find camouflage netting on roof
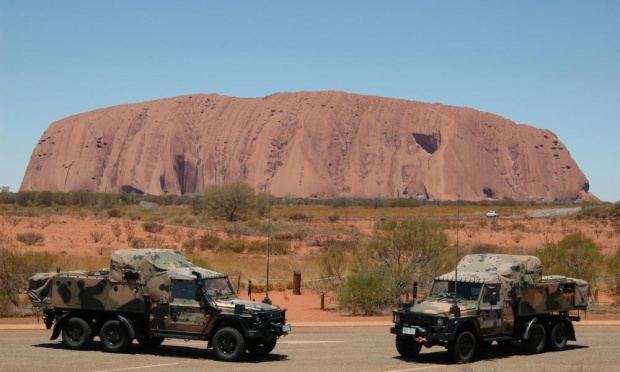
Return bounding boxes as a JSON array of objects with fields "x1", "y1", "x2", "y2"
[
  {"x1": 109, "y1": 249, "x2": 226, "y2": 283},
  {"x1": 435, "y1": 254, "x2": 543, "y2": 301}
]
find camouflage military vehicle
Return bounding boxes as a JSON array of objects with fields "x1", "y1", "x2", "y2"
[
  {"x1": 391, "y1": 254, "x2": 589, "y2": 363},
  {"x1": 28, "y1": 249, "x2": 290, "y2": 362}
]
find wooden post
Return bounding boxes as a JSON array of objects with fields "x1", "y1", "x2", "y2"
[
  {"x1": 320, "y1": 293, "x2": 325, "y2": 310},
  {"x1": 293, "y1": 269, "x2": 301, "y2": 295},
  {"x1": 351, "y1": 300, "x2": 357, "y2": 316}
]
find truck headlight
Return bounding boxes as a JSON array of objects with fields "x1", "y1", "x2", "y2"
[
  {"x1": 435, "y1": 317, "x2": 446, "y2": 326},
  {"x1": 393, "y1": 313, "x2": 401, "y2": 323}
]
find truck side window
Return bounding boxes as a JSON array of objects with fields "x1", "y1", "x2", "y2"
[{"x1": 171, "y1": 280, "x2": 196, "y2": 301}]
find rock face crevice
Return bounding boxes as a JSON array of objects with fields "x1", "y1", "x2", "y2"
[{"x1": 21, "y1": 91, "x2": 593, "y2": 202}]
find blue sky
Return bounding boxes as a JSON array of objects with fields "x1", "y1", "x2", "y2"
[{"x1": 1, "y1": 1, "x2": 618, "y2": 202}]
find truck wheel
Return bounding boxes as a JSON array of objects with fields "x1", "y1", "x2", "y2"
[
  {"x1": 62, "y1": 317, "x2": 93, "y2": 350},
  {"x1": 137, "y1": 335, "x2": 165, "y2": 349},
  {"x1": 450, "y1": 331, "x2": 476, "y2": 363},
  {"x1": 100, "y1": 320, "x2": 130, "y2": 353},
  {"x1": 547, "y1": 321, "x2": 568, "y2": 351},
  {"x1": 247, "y1": 338, "x2": 277, "y2": 356},
  {"x1": 395, "y1": 336, "x2": 422, "y2": 358},
  {"x1": 213, "y1": 327, "x2": 246, "y2": 362},
  {"x1": 525, "y1": 323, "x2": 546, "y2": 354}
]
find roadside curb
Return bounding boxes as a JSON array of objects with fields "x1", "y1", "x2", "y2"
[{"x1": 2, "y1": 320, "x2": 620, "y2": 330}]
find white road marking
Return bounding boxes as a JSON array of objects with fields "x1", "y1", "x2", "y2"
[
  {"x1": 92, "y1": 363, "x2": 179, "y2": 372},
  {"x1": 387, "y1": 366, "x2": 443, "y2": 372},
  {"x1": 279, "y1": 340, "x2": 345, "y2": 344}
]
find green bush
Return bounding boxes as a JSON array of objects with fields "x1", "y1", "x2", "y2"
[
  {"x1": 536, "y1": 232, "x2": 602, "y2": 285},
  {"x1": 337, "y1": 269, "x2": 393, "y2": 315},
  {"x1": 247, "y1": 240, "x2": 289, "y2": 255},
  {"x1": 16, "y1": 232, "x2": 45, "y2": 245},
  {"x1": 511, "y1": 222, "x2": 527, "y2": 232},
  {"x1": 217, "y1": 239, "x2": 248, "y2": 253}
]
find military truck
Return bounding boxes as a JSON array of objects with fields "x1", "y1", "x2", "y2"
[
  {"x1": 28, "y1": 249, "x2": 291, "y2": 362},
  {"x1": 390, "y1": 254, "x2": 589, "y2": 363}
]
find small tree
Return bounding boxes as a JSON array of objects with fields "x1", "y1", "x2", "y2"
[
  {"x1": 536, "y1": 232, "x2": 603, "y2": 286},
  {"x1": 607, "y1": 247, "x2": 620, "y2": 296},
  {"x1": 202, "y1": 183, "x2": 257, "y2": 222},
  {"x1": 364, "y1": 219, "x2": 451, "y2": 302},
  {"x1": 337, "y1": 268, "x2": 393, "y2": 315}
]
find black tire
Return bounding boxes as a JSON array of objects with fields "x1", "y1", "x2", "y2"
[
  {"x1": 100, "y1": 320, "x2": 131, "y2": 353},
  {"x1": 450, "y1": 331, "x2": 477, "y2": 363},
  {"x1": 61, "y1": 317, "x2": 93, "y2": 350},
  {"x1": 136, "y1": 335, "x2": 165, "y2": 349},
  {"x1": 547, "y1": 321, "x2": 568, "y2": 351},
  {"x1": 395, "y1": 335, "x2": 422, "y2": 358},
  {"x1": 247, "y1": 338, "x2": 277, "y2": 356},
  {"x1": 525, "y1": 323, "x2": 546, "y2": 354},
  {"x1": 213, "y1": 327, "x2": 246, "y2": 362}
]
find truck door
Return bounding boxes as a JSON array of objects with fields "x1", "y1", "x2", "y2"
[
  {"x1": 168, "y1": 279, "x2": 209, "y2": 333},
  {"x1": 478, "y1": 284, "x2": 512, "y2": 336}
]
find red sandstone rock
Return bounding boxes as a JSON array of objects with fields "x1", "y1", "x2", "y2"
[{"x1": 21, "y1": 91, "x2": 593, "y2": 201}]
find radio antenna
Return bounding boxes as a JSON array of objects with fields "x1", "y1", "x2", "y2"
[{"x1": 450, "y1": 197, "x2": 461, "y2": 317}]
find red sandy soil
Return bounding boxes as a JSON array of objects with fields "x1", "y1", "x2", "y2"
[{"x1": 1, "y1": 213, "x2": 618, "y2": 322}]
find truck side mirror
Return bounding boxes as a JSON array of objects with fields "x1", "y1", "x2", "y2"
[{"x1": 486, "y1": 285, "x2": 498, "y2": 306}]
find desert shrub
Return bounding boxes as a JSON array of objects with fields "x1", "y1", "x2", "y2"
[
  {"x1": 489, "y1": 220, "x2": 503, "y2": 232},
  {"x1": 512, "y1": 232, "x2": 523, "y2": 244},
  {"x1": 89, "y1": 230, "x2": 106, "y2": 243},
  {"x1": 247, "y1": 240, "x2": 289, "y2": 255},
  {"x1": 130, "y1": 237, "x2": 146, "y2": 248},
  {"x1": 318, "y1": 242, "x2": 348, "y2": 288},
  {"x1": 145, "y1": 235, "x2": 166, "y2": 247},
  {"x1": 182, "y1": 239, "x2": 196, "y2": 253},
  {"x1": 288, "y1": 212, "x2": 309, "y2": 221},
  {"x1": 106, "y1": 208, "x2": 122, "y2": 218},
  {"x1": 606, "y1": 248, "x2": 620, "y2": 295},
  {"x1": 468, "y1": 243, "x2": 503, "y2": 254},
  {"x1": 337, "y1": 268, "x2": 394, "y2": 315},
  {"x1": 7, "y1": 216, "x2": 21, "y2": 227},
  {"x1": 167, "y1": 227, "x2": 183, "y2": 242},
  {"x1": 0, "y1": 241, "x2": 59, "y2": 309},
  {"x1": 110, "y1": 222, "x2": 122, "y2": 239},
  {"x1": 38, "y1": 217, "x2": 53, "y2": 229},
  {"x1": 365, "y1": 219, "x2": 451, "y2": 299},
  {"x1": 217, "y1": 239, "x2": 248, "y2": 253},
  {"x1": 16, "y1": 232, "x2": 45, "y2": 245},
  {"x1": 201, "y1": 182, "x2": 257, "y2": 222},
  {"x1": 511, "y1": 222, "x2": 527, "y2": 232},
  {"x1": 273, "y1": 229, "x2": 306, "y2": 241},
  {"x1": 142, "y1": 221, "x2": 164, "y2": 233},
  {"x1": 183, "y1": 218, "x2": 197, "y2": 227},
  {"x1": 197, "y1": 233, "x2": 222, "y2": 251},
  {"x1": 536, "y1": 232, "x2": 602, "y2": 285}
]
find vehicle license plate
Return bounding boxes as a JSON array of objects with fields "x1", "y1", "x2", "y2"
[
  {"x1": 282, "y1": 324, "x2": 292, "y2": 332},
  {"x1": 402, "y1": 327, "x2": 416, "y2": 335}
]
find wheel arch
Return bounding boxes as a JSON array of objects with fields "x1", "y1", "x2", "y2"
[{"x1": 208, "y1": 318, "x2": 248, "y2": 344}]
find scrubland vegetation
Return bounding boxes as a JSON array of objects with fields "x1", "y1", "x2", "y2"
[{"x1": 0, "y1": 185, "x2": 619, "y2": 316}]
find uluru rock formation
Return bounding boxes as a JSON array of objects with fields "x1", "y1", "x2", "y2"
[{"x1": 21, "y1": 91, "x2": 592, "y2": 201}]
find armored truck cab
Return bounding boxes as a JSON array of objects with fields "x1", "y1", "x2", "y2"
[
  {"x1": 390, "y1": 254, "x2": 588, "y2": 363},
  {"x1": 28, "y1": 249, "x2": 290, "y2": 362}
]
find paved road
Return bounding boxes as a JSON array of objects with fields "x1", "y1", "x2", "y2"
[{"x1": 1, "y1": 325, "x2": 619, "y2": 372}]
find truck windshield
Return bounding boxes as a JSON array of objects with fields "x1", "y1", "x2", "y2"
[
  {"x1": 429, "y1": 280, "x2": 482, "y2": 301},
  {"x1": 203, "y1": 277, "x2": 236, "y2": 299}
]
